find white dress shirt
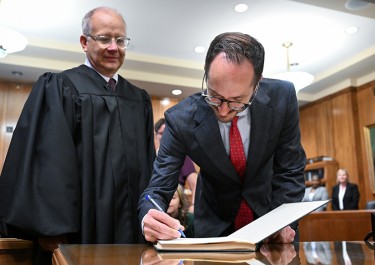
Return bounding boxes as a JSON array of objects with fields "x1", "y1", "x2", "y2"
[
  {"x1": 218, "y1": 109, "x2": 251, "y2": 160},
  {"x1": 84, "y1": 58, "x2": 118, "y2": 82},
  {"x1": 338, "y1": 185, "x2": 346, "y2": 210}
]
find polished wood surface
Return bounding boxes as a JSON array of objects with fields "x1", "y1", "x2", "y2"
[
  {"x1": 299, "y1": 210, "x2": 375, "y2": 242},
  {"x1": 0, "y1": 238, "x2": 33, "y2": 265},
  {"x1": 52, "y1": 241, "x2": 375, "y2": 265}
]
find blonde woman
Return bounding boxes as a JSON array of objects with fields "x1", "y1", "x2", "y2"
[{"x1": 331, "y1": 169, "x2": 360, "y2": 210}]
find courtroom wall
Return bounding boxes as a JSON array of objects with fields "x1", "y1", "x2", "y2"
[{"x1": 299, "y1": 80, "x2": 375, "y2": 207}]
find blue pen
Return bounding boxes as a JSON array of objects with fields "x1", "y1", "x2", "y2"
[{"x1": 146, "y1": 194, "x2": 186, "y2": 238}]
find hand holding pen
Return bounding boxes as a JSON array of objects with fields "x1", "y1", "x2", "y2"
[{"x1": 146, "y1": 194, "x2": 186, "y2": 238}]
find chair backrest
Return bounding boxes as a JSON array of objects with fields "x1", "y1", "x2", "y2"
[{"x1": 366, "y1": 200, "x2": 375, "y2": 209}]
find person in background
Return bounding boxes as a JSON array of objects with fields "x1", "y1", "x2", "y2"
[
  {"x1": 139, "y1": 32, "x2": 306, "y2": 243},
  {"x1": 302, "y1": 174, "x2": 329, "y2": 211},
  {"x1": 331, "y1": 168, "x2": 360, "y2": 210},
  {"x1": 167, "y1": 185, "x2": 194, "y2": 237},
  {"x1": 0, "y1": 6, "x2": 155, "y2": 265},
  {"x1": 155, "y1": 118, "x2": 198, "y2": 213}
]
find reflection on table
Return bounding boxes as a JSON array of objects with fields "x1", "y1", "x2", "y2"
[
  {"x1": 52, "y1": 241, "x2": 375, "y2": 265},
  {"x1": 303, "y1": 242, "x2": 332, "y2": 264}
]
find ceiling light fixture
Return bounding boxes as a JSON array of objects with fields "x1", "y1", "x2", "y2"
[
  {"x1": 345, "y1": 25, "x2": 359, "y2": 34},
  {"x1": 172, "y1": 89, "x2": 182, "y2": 95},
  {"x1": 345, "y1": 0, "x2": 371, "y2": 10},
  {"x1": 0, "y1": 26, "x2": 28, "y2": 58},
  {"x1": 234, "y1": 4, "x2": 248, "y2": 13},
  {"x1": 160, "y1": 98, "x2": 170, "y2": 106},
  {"x1": 194, "y1": 46, "x2": 205, "y2": 53},
  {"x1": 273, "y1": 42, "x2": 314, "y2": 93}
]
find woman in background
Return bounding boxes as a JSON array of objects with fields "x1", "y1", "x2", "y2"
[
  {"x1": 302, "y1": 174, "x2": 329, "y2": 211},
  {"x1": 331, "y1": 168, "x2": 360, "y2": 210},
  {"x1": 167, "y1": 185, "x2": 194, "y2": 237}
]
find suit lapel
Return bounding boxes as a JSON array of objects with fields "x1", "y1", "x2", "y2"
[
  {"x1": 193, "y1": 88, "x2": 273, "y2": 183},
  {"x1": 193, "y1": 98, "x2": 239, "y2": 183},
  {"x1": 244, "y1": 88, "x2": 272, "y2": 181}
]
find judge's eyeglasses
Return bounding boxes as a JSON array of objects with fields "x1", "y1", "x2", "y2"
[
  {"x1": 87, "y1": 35, "x2": 130, "y2": 49},
  {"x1": 201, "y1": 75, "x2": 259, "y2": 112}
]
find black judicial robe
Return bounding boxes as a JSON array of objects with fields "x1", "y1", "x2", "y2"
[{"x1": 0, "y1": 65, "x2": 155, "y2": 244}]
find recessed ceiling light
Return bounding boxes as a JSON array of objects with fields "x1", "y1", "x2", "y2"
[
  {"x1": 161, "y1": 98, "x2": 170, "y2": 106},
  {"x1": 172, "y1": 89, "x2": 182, "y2": 95},
  {"x1": 345, "y1": 0, "x2": 370, "y2": 10},
  {"x1": 194, "y1": 46, "x2": 205, "y2": 53},
  {"x1": 234, "y1": 4, "x2": 248, "y2": 13},
  {"x1": 345, "y1": 26, "x2": 359, "y2": 34}
]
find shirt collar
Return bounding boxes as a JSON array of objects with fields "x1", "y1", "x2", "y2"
[{"x1": 84, "y1": 58, "x2": 118, "y2": 83}]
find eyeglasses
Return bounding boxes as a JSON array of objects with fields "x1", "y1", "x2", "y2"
[
  {"x1": 87, "y1": 35, "x2": 130, "y2": 49},
  {"x1": 201, "y1": 75, "x2": 259, "y2": 111}
]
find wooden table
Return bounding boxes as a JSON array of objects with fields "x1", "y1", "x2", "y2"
[
  {"x1": 0, "y1": 238, "x2": 33, "y2": 265},
  {"x1": 52, "y1": 241, "x2": 375, "y2": 265}
]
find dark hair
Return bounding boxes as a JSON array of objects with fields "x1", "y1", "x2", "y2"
[
  {"x1": 154, "y1": 118, "x2": 165, "y2": 133},
  {"x1": 204, "y1": 32, "x2": 265, "y2": 86}
]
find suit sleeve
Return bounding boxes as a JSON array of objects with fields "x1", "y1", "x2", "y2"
[
  {"x1": 0, "y1": 73, "x2": 80, "y2": 237},
  {"x1": 271, "y1": 83, "x2": 306, "y2": 209},
  {"x1": 348, "y1": 183, "x2": 360, "y2": 209}
]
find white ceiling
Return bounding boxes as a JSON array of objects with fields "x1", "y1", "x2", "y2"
[{"x1": 0, "y1": 0, "x2": 374, "y2": 106}]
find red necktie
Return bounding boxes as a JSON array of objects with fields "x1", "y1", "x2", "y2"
[
  {"x1": 107, "y1": 78, "x2": 116, "y2": 92},
  {"x1": 230, "y1": 116, "x2": 254, "y2": 230}
]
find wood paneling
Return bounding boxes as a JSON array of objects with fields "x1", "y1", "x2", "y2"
[
  {"x1": 0, "y1": 82, "x2": 31, "y2": 170},
  {"x1": 330, "y1": 90, "x2": 360, "y2": 185},
  {"x1": 299, "y1": 210, "x2": 375, "y2": 242},
  {"x1": 356, "y1": 81, "x2": 375, "y2": 202},
  {"x1": 151, "y1": 98, "x2": 179, "y2": 124},
  {"x1": 299, "y1": 87, "x2": 370, "y2": 208},
  {"x1": 300, "y1": 101, "x2": 334, "y2": 158}
]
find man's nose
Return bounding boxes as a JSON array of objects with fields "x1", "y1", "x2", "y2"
[
  {"x1": 217, "y1": 103, "x2": 231, "y2": 116},
  {"x1": 107, "y1": 39, "x2": 119, "y2": 50}
]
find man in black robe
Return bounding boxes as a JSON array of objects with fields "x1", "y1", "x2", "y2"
[{"x1": 0, "y1": 6, "x2": 155, "y2": 264}]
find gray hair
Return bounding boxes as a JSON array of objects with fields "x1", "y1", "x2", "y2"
[{"x1": 81, "y1": 6, "x2": 126, "y2": 36}]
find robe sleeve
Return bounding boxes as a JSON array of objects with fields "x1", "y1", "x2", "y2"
[{"x1": 0, "y1": 72, "x2": 81, "y2": 237}]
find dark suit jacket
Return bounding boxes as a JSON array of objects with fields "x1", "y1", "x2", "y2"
[
  {"x1": 331, "y1": 182, "x2": 360, "y2": 210},
  {"x1": 139, "y1": 78, "x2": 306, "y2": 237}
]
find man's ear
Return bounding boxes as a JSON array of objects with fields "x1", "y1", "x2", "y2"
[{"x1": 80, "y1": 35, "x2": 88, "y2": 52}]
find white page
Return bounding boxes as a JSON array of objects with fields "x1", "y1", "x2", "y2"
[
  {"x1": 228, "y1": 200, "x2": 330, "y2": 243},
  {"x1": 157, "y1": 237, "x2": 242, "y2": 245}
]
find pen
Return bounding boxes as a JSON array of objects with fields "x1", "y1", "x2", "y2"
[{"x1": 146, "y1": 194, "x2": 186, "y2": 238}]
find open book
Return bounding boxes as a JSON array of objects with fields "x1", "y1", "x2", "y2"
[
  {"x1": 154, "y1": 200, "x2": 330, "y2": 252},
  {"x1": 157, "y1": 251, "x2": 257, "y2": 263}
]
